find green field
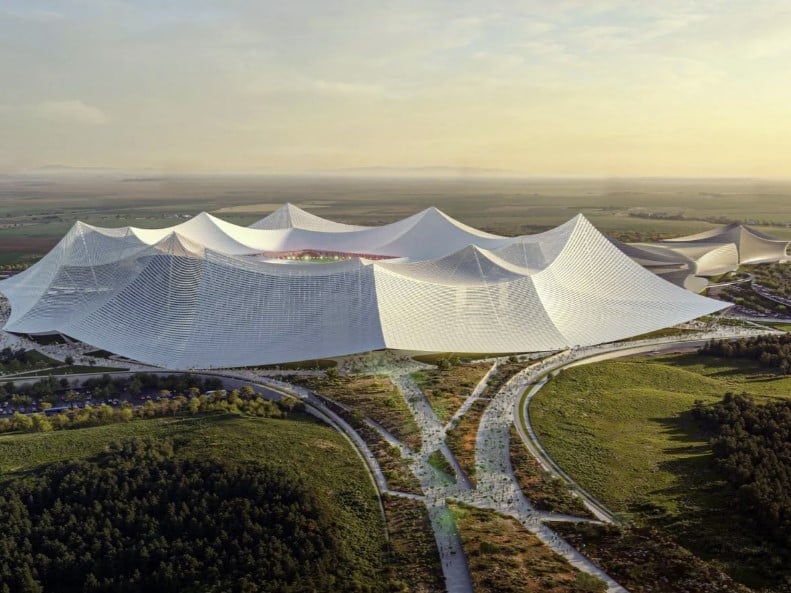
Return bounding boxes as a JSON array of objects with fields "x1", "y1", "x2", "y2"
[
  {"x1": 529, "y1": 353, "x2": 791, "y2": 589},
  {"x1": 0, "y1": 412, "x2": 390, "y2": 588},
  {"x1": 2, "y1": 175, "x2": 791, "y2": 266}
]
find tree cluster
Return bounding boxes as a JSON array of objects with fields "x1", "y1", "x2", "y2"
[
  {"x1": 0, "y1": 346, "x2": 35, "y2": 364},
  {"x1": 0, "y1": 373, "x2": 225, "y2": 405},
  {"x1": 0, "y1": 386, "x2": 304, "y2": 434},
  {"x1": 1, "y1": 375, "x2": 66, "y2": 403},
  {"x1": 0, "y1": 437, "x2": 363, "y2": 593},
  {"x1": 692, "y1": 392, "x2": 791, "y2": 547},
  {"x1": 699, "y1": 335, "x2": 791, "y2": 374},
  {"x1": 0, "y1": 347, "x2": 48, "y2": 373}
]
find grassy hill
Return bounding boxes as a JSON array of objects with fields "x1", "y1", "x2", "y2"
[
  {"x1": 529, "y1": 353, "x2": 791, "y2": 590},
  {"x1": 0, "y1": 411, "x2": 390, "y2": 592}
]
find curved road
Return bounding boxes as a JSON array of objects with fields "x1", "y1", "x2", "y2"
[
  {"x1": 7, "y1": 322, "x2": 779, "y2": 593},
  {"x1": 513, "y1": 328, "x2": 783, "y2": 530}
]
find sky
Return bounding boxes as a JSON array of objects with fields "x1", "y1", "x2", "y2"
[{"x1": 1, "y1": 0, "x2": 790, "y2": 177}]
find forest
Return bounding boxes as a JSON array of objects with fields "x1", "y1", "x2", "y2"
[
  {"x1": 699, "y1": 335, "x2": 791, "y2": 373},
  {"x1": 0, "y1": 437, "x2": 371, "y2": 593},
  {"x1": 693, "y1": 393, "x2": 791, "y2": 548}
]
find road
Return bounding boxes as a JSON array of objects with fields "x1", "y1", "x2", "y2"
[{"x1": 5, "y1": 321, "x2": 781, "y2": 593}]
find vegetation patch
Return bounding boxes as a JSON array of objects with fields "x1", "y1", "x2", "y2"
[
  {"x1": 449, "y1": 502, "x2": 606, "y2": 593},
  {"x1": 0, "y1": 437, "x2": 366, "y2": 593},
  {"x1": 411, "y1": 353, "x2": 502, "y2": 365},
  {"x1": 427, "y1": 448, "x2": 456, "y2": 483},
  {"x1": 529, "y1": 354, "x2": 791, "y2": 590},
  {"x1": 0, "y1": 412, "x2": 390, "y2": 592},
  {"x1": 552, "y1": 523, "x2": 752, "y2": 593},
  {"x1": 446, "y1": 399, "x2": 488, "y2": 484},
  {"x1": 0, "y1": 347, "x2": 60, "y2": 375},
  {"x1": 692, "y1": 393, "x2": 791, "y2": 547},
  {"x1": 382, "y1": 494, "x2": 444, "y2": 593},
  {"x1": 291, "y1": 386, "x2": 423, "y2": 495},
  {"x1": 289, "y1": 374, "x2": 422, "y2": 450},
  {"x1": 411, "y1": 362, "x2": 490, "y2": 422},
  {"x1": 480, "y1": 360, "x2": 531, "y2": 399},
  {"x1": 619, "y1": 326, "x2": 699, "y2": 342},
  {"x1": 0, "y1": 386, "x2": 302, "y2": 435},
  {"x1": 717, "y1": 284, "x2": 789, "y2": 316},
  {"x1": 365, "y1": 431, "x2": 422, "y2": 495},
  {"x1": 751, "y1": 262, "x2": 791, "y2": 300},
  {"x1": 257, "y1": 358, "x2": 338, "y2": 370},
  {"x1": 508, "y1": 426, "x2": 592, "y2": 517},
  {"x1": 699, "y1": 334, "x2": 791, "y2": 374}
]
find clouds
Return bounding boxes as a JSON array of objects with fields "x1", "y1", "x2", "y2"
[{"x1": 0, "y1": 1, "x2": 790, "y2": 175}]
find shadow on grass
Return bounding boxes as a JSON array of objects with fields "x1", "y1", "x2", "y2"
[
  {"x1": 658, "y1": 353, "x2": 790, "y2": 382},
  {"x1": 638, "y1": 410, "x2": 791, "y2": 591}
]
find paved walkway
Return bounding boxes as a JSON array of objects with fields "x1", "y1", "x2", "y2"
[
  {"x1": 388, "y1": 372, "x2": 475, "y2": 592},
  {"x1": 8, "y1": 322, "x2": 783, "y2": 593},
  {"x1": 443, "y1": 360, "x2": 498, "y2": 431}
]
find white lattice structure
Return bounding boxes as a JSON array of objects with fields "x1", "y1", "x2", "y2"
[
  {"x1": 614, "y1": 223, "x2": 791, "y2": 290},
  {"x1": 0, "y1": 204, "x2": 727, "y2": 368}
]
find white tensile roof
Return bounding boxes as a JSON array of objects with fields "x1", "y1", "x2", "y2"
[
  {"x1": 622, "y1": 223, "x2": 791, "y2": 288},
  {"x1": 0, "y1": 204, "x2": 727, "y2": 368}
]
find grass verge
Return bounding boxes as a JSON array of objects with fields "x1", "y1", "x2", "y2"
[
  {"x1": 509, "y1": 425, "x2": 592, "y2": 518},
  {"x1": 383, "y1": 494, "x2": 444, "y2": 592},
  {"x1": 450, "y1": 502, "x2": 606, "y2": 593},
  {"x1": 427, "y1": 448, "x2": 456, "y2": 483},
  {"x1": 289, "y1": 374, "x2": 422, "y2": 450},
  {"x1": 446, "y1": 399, "x2": 488, "y2": 484},
  {"x1": 411, "y1": 362, "x2": 490, "y2": 423}
]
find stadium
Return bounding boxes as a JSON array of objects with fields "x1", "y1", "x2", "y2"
[{"x1": 0, "y1": 204, "x2": 729, "y2": 369}]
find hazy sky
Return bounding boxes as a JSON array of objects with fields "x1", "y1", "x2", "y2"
[{"x1": 1, "y1": 1, "x2": 790, "y2": 176}]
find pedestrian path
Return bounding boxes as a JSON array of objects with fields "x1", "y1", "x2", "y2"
[{"x1": 10, "y1": 317, "x2": 781, "y2": 593}]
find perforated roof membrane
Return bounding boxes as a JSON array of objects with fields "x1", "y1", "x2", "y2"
[{"x1": 0, "y1": 204, "x2": 727, "y2": 368}]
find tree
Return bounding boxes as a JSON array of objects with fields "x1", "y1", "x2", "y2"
[
  {"x1": 19, "y1": 566, "x2": 42, "y2": 593},
  {"x1": 31, "y1": 414, "x2": 53, "y2": 433},
  {"x1": 64, "y1": 355, "x2": 74, "y2": 366},
  {"x1": 12, "y1": 412, "x2": 33, "y2": 431},
  {"x1": 118, "y1": 406, "x2": 134, "y2": 423},
  {"x1": 128, "y1": 377, "x2": 142, "y2": 397},
  {"x1": 50, "y1": 413, "x2": 70, "y2": 430}
]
